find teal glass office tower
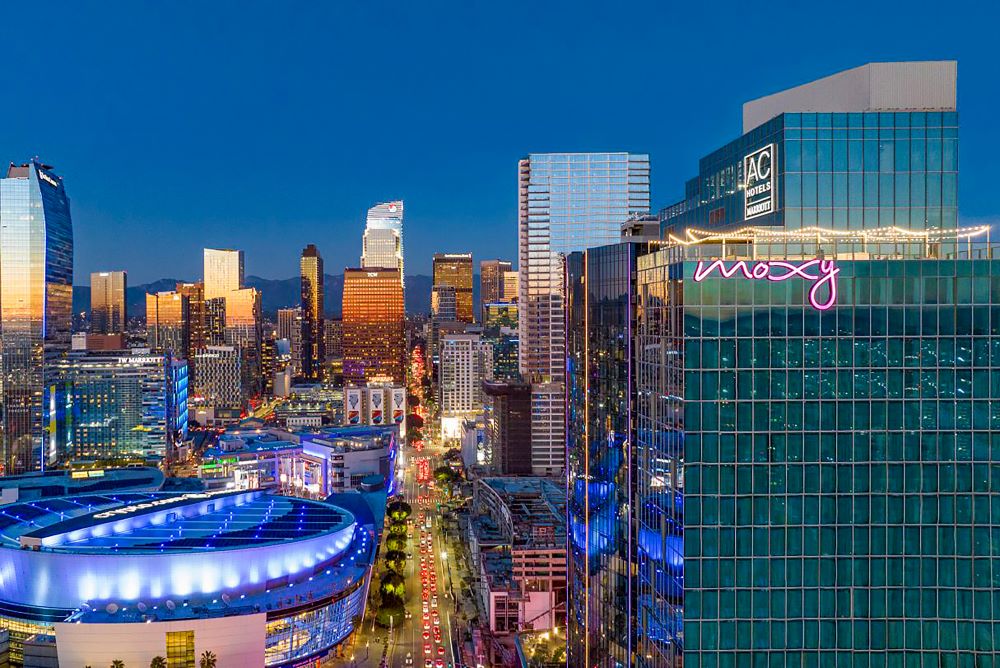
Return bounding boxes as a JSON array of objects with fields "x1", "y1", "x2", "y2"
[
  {"x1": 0, "y1": 160, "x2": 73, "y2": 474},
  {"x1": 636, "y1": 61, "x2": 1000, "y2": 666}
]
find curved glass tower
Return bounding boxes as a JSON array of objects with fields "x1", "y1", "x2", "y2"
[
  {"x1": 362, "y1": 200, "x2": 404, "y2": 285},
  {"x1": 0, "y1": 160, "x2": 73, "y2": 474}
]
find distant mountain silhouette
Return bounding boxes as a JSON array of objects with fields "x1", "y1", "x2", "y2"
[{"x1": 72, "y1": 273, "x2": 468, "y2": 319}]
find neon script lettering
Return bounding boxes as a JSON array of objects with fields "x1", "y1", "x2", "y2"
[{"x1": 693, "y1": 259, "x2": 840, "y2": 310}]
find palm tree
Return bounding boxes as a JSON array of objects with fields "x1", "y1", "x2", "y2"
[
  {"x1": 199, "y1": 651, "x2": 217, "y2": 668},
  {"x1": 150, "y1": 657, "x2": 167, "y2": 668},
  {"x1": 111, "y1": 661, "x2": 125, "y2": 668}
]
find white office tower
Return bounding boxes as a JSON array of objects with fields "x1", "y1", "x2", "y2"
[
  {"x1": 361, "y1": 200, "x2": 404, "y2": 285},
  {"x1": 439, "y1": 333, "x2": 493, "y2": 440},
  {"x1": 517, "y1": 153, "x2": 650, "y2": 474}
]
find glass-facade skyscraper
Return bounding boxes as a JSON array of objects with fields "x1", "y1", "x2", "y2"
[
  {"x1": 146, "y1": 291, "x2": 190, "y2": 358},
  {"x1": 518, "y1": 152, "x2": 650, "y2": 475},
  {"x1": 631, "y1": 60, "x2": 1000, "y2": 667},
  {"x1": 0, "y1": 160, "x2": 73, "y2": 474},
  {"x1": 362, "y1": 200, "x2": 404, "y2": 285},
  {"x1": 203, "y1": 248, "x2": 245, "y2": 301},
  {"x1": 567, "y1": 240, "x2": 649, "y2": 667},
  {"x1": 90, "y1": 270, "x2": 127, "y2": 334},
  {"x1": 300, "y1": 244, "x2": 325, "y2": 380},
  {"x1": 433, "y1": 253, "x2": 474, "y2": 323},
  {"x1": 480, "y1": 259, "x2": 512, "y2": 321}
]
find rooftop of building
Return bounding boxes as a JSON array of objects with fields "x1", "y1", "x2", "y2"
[
  {"x1": 205, "y1": 425, "x2": 397, "y2": 459},
  {"x1": 743, "y1": 61, "x2": 957, "y2": 134},
  {"x1": 481, "y1": 550, "x2": 515, "y2": 590},
  {"x1": 476, "y1": 477, "x2": 567, "y2": 548}
]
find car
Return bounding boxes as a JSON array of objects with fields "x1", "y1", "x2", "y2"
[
  {"x1": 424, "y1": 621, "x2": 431, "y2": 631},
  {"x1": 431, "y1": 596, "x2": 438, "y2": 608},
  {"x1": 438, "y1": 646, "x2": 445, "y2": 656},
  {"x1": 424, "y1": 643, "x2": 432, "y2": 655},
  {"x1": 425, "y1": 660, "x2": 433, "y2": 668},
  {"x1": 422, "y1": 630, "x2": 430, "y2": 640},
  {"x1": 423, "y1": 602, "x2": 429, "y2": 613},
  {"x1": 436, "y1": 659, "x2": 445, "y2": 667},
  {"x1": 405, "y1": 653, "x2": 413, "y2": 665},
  {"x1": 423, "y1": 613, "x2": 429, "y2": 622},
  {"x1": 434, "y1": 617, "x2": 441, "y2": 626}
]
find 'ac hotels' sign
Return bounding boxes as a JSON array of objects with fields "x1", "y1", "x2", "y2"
[{"x1": 744, "y1": 144, "x2": 775, "y2": 220}]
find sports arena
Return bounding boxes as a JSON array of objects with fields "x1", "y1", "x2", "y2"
[{"x1": 0, "y1": 488, "x2": 379, "y2": 666}]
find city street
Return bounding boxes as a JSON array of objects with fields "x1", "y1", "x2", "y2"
[{"x1": 326, "y1": 435, "x2": 461, "y2": 668}]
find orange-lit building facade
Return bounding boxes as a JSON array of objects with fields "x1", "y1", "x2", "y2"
[
  {"x1": 342, "y1": 268, "x2": 405, "y2": 384},
  {"x1": 433, "y1": 253, "x2": 474, "y2": 323},
  {"x1": 146, "y1": 291, "x2": 189, "y2": 358}
]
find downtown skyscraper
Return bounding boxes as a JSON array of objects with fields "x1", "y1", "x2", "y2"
[
  {"x1": 433, "y1": 253, "x2": 474, "y2": 323},
  {"x1": 342, "y1": 268, "x2": 405, "y2": 384},
  {"x1": 0, "y1": 160, "x2": 73, "y2": 474},
  {"x1": 90, "y1": 271, "x2": 127, "y2": 334},
  {"x1": 518, "y1": 152, "x2": 650, "y2": 474},
  {"x1": 203, "y1": 248, "x2": 244, "y2": 300},
  {"x1": 300, "y1": 244, "x2": 325, "y2": 380},
  {"x1": 361, "y1": 200, "x2": 404, "y2": 284},
  {"x1": 146, "y1": 291, "x2": 190, "y2": 357},
  {"x1": 480, "y1": 258, "x2": 512, "y2": 320}
]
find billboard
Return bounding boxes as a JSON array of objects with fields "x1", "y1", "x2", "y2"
[
  {"x1": 391, "y1": 388, "x2": 406, "y2": 425},
  {"x1": 369, "y1": 388, "x2": 385, "y2": 425},
  {"x1": 345, "y1": 388, "x2": 363, "y2": 425}
]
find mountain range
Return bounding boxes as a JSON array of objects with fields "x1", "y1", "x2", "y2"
[{"x1": 72, "y1": 274, "x2": 481, "y2": 319}]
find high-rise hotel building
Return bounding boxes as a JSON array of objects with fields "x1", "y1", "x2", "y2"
[
  {"x1": 518, "y1": 152, "x2": 650, "y2": 474},
  {"x1": 52, "y1": 349, "x2": 188, "y2": 464},
  {"x1": 626, "y1": 61, "x2": 1000, "y2": 667},
  {"x1": 433, "y1": 253, "x2": 474, "y2": 323},
  {"x1": 300, "y1": 244, "x2": 325, "y2": 380},
  {"x1": 90, "y1": 271, "x2": 127, "y2": 334},
  {"x1": 342, "y1": 268, "x2": 405, "y2": 384},
  {"x1": 361, "y1": 200, "x2": 404, "y2": 284},
  {"x1": 0, "y1": 160, "x2": 73, "y2": 474}
]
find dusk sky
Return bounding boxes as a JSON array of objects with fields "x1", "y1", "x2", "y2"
[{"x1": 1, "y1": 1, "x2": 995, "y2": 284}]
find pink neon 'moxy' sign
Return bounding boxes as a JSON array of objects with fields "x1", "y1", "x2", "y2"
[{"x1": 692, "y1": 259, "x2": 840, "y2": 310}]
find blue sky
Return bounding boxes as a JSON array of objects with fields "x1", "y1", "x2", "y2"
[{"x1": 0, "y1": 1, "x2": 994, "y2": 283}]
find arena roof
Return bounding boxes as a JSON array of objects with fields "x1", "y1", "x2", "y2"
[
  {"x1": 0, "y1": 490, "x2": 373, "y2": 617},
  {"x1": 0, "y1": 490, "x2": 352, "y2": 553}
]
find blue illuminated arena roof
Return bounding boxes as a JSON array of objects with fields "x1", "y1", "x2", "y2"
[
  {"x1": 0, "y1": 490, "x2": 377, "y2": 621},
  {"x1": 0, "y1": 490, "x2": 353, "y2": 554}
]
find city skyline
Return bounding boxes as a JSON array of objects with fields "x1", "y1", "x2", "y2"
[
  {"x1": 1, "y1": 3, "x2": 996, "y2": 284},
  {"x1": 0, "y1": 2, "x2": 998, "y2": 663}
]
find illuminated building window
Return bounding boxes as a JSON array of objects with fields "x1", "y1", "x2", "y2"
[{"x1": 166, "y1": 630, "x2": 195, "y2": 668}]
